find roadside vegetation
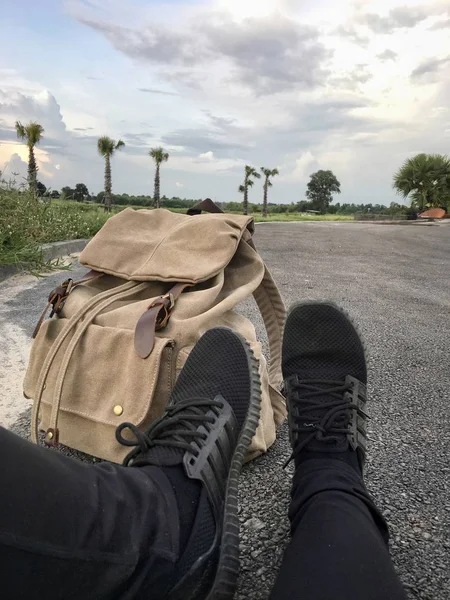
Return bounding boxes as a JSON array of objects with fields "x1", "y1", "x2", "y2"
[
  {"x1": 0, "y1": 186, "x2": 109, "y2": 268},
  {"x1": 393, "y1": 154, "x2": 450, "y2": 211}
]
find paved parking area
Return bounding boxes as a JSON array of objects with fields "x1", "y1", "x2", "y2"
[{"x1": 1, "y1": 221, "x2": 449, "y2": 599}]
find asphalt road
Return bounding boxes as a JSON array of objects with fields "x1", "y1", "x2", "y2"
[{"x1": 1, "y1": 221, "x2": 449, "y2": 600}]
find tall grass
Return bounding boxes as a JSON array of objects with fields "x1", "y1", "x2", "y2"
[{"x1": 0, "y1": 188, "x2": 109, "y2": 268}]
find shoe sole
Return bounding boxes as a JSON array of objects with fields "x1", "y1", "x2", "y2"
[
  {"x1": 206, "y1": 328, "x2": 262, "y2": 600},
  {"x1": 285, "y1": 300, "x2": 368, "y2": 362}
]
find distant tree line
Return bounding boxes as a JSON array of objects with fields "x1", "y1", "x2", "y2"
[
  {"x1": 255, "y1": 201, "x2": 416, "y2": 217},
  {"x1": 13, "y1": 120, "x2": 450, "y2": 217},
  {"x1": 93, "y1": 192, "x2": 201, "y2": 208},
  {"x1": 38, "y1": 186, "x2": 416, "y2": 217}
]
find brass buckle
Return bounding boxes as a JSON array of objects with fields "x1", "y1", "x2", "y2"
[
  {"x1": 48, "y1": 278, "x2": 74, "y2": 317},
  {"x1": 149, "y1": 293, "x2": 175, "y2": 330},
  {"x1": 163, "y1": 292, "x2": 175, "y2": 310}
]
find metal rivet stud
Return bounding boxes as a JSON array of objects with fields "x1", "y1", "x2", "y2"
[{"x1": 113, "y1": 405, "x2": 123, "y2": 416}]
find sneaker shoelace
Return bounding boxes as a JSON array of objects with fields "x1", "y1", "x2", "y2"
[
  {"x1": 284, "y1": 379, "x2": 368, "y2": 467},
  {"x1": 116, "y1": 397, "x2": 225, "y2": 459}
]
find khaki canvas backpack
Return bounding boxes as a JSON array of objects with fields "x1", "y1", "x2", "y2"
[{"x1": 24, "y1": 202, "x2": 286, "y2": 463}]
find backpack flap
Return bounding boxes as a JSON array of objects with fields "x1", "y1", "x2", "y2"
[{"x1": 79, "y1": 208, "x2": 254, "y2": 283}]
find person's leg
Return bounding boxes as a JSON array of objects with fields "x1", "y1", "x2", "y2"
[
  {"x1": 270, "y1": 460, "x2": 406, "y2": 599},
  {"x1": 0, "y1": 426, "x2": 178, "y2": 600},
  {"x1": 270, "y1": 302, "x2": 407, "y2": 600},
  {"x1": 1, "y1": 327, "x2": 261, "y2": 600}
]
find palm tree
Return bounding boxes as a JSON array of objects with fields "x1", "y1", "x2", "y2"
[
  {"x1": 15, "y1": 121, "x2": 44, "y2": 194},
  {"x1": 149, "y1": 147, "x2": 169, "y2": 208},
  {"x1": 97, "y1": 137, "x2": 125, "y2": 211},
  {"x1": 433, "y1": 156, "x2": 450, "y2": 209},
  {"x1": 239, "y1": 165, "x2": 261, "y2": 215},
  {"x1": 393, "y1": 153, "x2": 450, "y2": 211},
  {"x1": 260, "y1": 167, "x2": 279, "y2": 217}
]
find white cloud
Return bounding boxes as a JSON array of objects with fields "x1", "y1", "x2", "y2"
[
  {"x1": 175, "y1": 181, "x2": 184, "y2": 187},
  {"x1": 0, "y1": 89, "x2": 84, "y2": 184},
  {"x1": 217, "y1": 0, "x2": 279, "y2": 21},
  {"x1": 167, "y1": 153, "x2": 245, "y2": 174},
  {"x1": 283, "y1": 152, "x2": 320, "y2": 182},
  {"x1": 198, "y1": 151, "x2": 214, "y2": 160},
  {"x1": 1, "y1": 153, "x2": 28, "y2": 184}
]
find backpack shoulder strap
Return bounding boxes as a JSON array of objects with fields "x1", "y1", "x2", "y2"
[
  {"x1": 245, "y1": 235, "x2": 285, "y2": 388},
  {"x1": 187, "y1": 203, "x2": 286, "y2": 387},
  {"x1": 253, "y1": 263, "x2": 285, "y2": 388}
]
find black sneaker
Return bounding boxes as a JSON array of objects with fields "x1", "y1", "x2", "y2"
[
  {"x1": 116, "y1": 327, "x2": 261, "y2": 600},
  {"x1": 282, "y1": 301, "x2": 368, "y2": 472}
]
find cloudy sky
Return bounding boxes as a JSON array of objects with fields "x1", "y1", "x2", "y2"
[{"x1": 1, "y1": 0, "x2": 450, "y2": 205}]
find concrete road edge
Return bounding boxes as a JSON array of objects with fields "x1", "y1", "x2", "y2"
[{"x1": 0, "y1": 239, "x2": 90, "y2": 283}]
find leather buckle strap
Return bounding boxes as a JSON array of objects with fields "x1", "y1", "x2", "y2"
[
  {"x1": 134, "y1": 283, "x2": 190, "y2": 359},
  {"x1": 32, "y1": 279, "x2": 74, "y2": 339},
  {"x1": 32, "y1": 270, "x2": 103, "y2": 339}
]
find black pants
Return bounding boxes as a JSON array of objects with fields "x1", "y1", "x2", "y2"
[
  {"x1": 0, "y1": 427, "x2": 406, "y2": 600},
  {"x1": 270, "y1": 458, "x2": 407, "y2": 599}
]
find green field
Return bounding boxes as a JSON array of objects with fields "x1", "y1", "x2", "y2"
[{"x1": 51, "y1": 200, "x2": 354, "y2": 222}]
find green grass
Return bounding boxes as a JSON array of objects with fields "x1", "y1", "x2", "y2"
[
  {"x1": 0, "y1": 191, "x2": 353, "y2": 271},
  {"x1": 0, "y1": 190, "x2": 109, "y2": 269}
]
